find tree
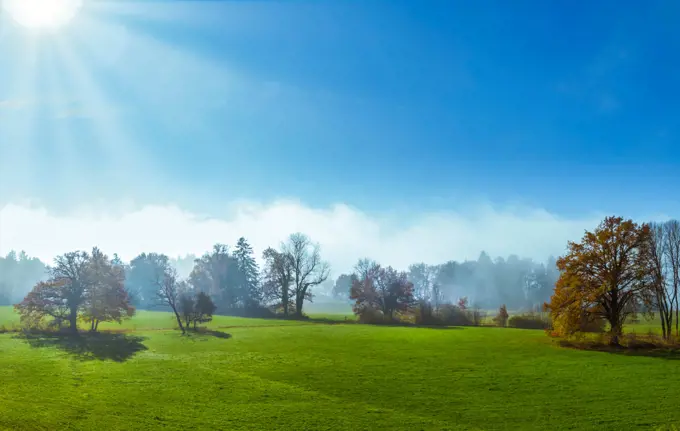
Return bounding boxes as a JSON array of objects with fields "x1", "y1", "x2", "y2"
[
  {"x1": 262, "y1": 247, "x2": 294, "y2": 316},
  {"x1": 0, "y1": 281, "x2": 12, "y2": 306},
  {"x1": 233, "y1": 237, "x2": 261, "y2": 309},
  {"x1": 664, "y1": 220, "x2": 680, "y2": 336},
  {"x1": 189, "y1": 244, "x2": 240, "y2": 311},
  {"x1": 350, "y1": 263, "x2": 414, "y2": 321},
  {"x1": 493, "y1": 304, "x2": 509, "y2": 327},
  {"x1": 0, "y1": 251, "x2": 48, "y2": 304},
  {"x1": 15, "y1": 248, "x2": 134, "y2": 333},
  {"x1": 354, "y1": 258, "x2": 379, "y2": 280},
  {"x1": 332, "y1": 274, "x2": 352, "y2": 300},
  {"x1": 81, "y1": 248, "x2": 135, "y2": 332},
  {"x1": 408, "y1": 263, "x2": 438, "y2": 301},
  {"x1": 126, "y1": 253, "x2": 171, "y2": 308},
  {"x1": 14, "y1": 280, "x2": 71, "y2": 329},
  {"x1": 48, "y1": 251, "x2": 92, "y2": 333},
  {"x1": 179, "y1": 291, "x2": 217, "y2": 330},
  {"x1": 283, "y1": 233, "x2": 330, "y2": 317},
  {"x1": 154, "y1": 266, "x2": 187, "y2": 333},
  {"x1": 193, "y1": 292, "x2": 217, "y2": 329},
  {"x1": 546, "y1": 216, "x2": 654, "y2": 345}
]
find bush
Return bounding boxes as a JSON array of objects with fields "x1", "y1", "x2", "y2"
[
  {"x1": 508, "y1": 312, "x2": 551, "y2": 330},
  {"x1": 357, "y1": 307, "x2": 386, "y2": 324},
  {"x1": 438, "y1": 304, "x2": 475, "y2": 326},
  {"x1": 415, "y1": 301, "x2": 443, "y2": 325}
]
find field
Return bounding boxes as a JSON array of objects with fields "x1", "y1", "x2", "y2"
[{"x1": 1, "y1": 307, "x2": 680, "y2": 430}]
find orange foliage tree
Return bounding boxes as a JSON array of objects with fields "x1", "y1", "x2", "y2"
[
  {"x1": 546, "y1": 216, "x2": 654, "y2": 345},
  {"x1": 15, "y1": 248, "x2": 134, "y2": 333}
]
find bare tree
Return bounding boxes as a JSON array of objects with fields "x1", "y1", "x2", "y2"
[
  {"x1": 354, "y1": 258, "x2": 379, "y2": 280},
  {"x1": 665, "y1": 220, "x2": 680, "y2": 336},
  {"x1": 283, "y1": 233, "x2": 330, "y2": 317},
  {"x1": 647, "y1": 223, "x2": 673, "y2": 339},
  {"x1": 262, "y1": 247, "x2": 294, "y2": 316},
  {"x1": 154, "y1": 266, "x2": 186, "y2": 333}
]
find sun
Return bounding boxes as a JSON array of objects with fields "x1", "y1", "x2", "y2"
[{"x1": 2, "y1": 0, "x2": 83, "y2": 30}]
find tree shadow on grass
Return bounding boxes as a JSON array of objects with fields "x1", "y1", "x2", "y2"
[
  {"x1": 558, "y1": 339, "x2": 680, "y2": 360},
  {"x1": 18, "y1": 331, "x2": 148, "y2": 362},
  {"x1": 192, "y1": 328, "x2": 233, "y2": 340}
]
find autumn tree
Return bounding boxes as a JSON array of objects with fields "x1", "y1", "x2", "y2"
[
  {"x1": 350, "y1": 262, "x2": 414, "y2": 321},
  {"x1": 14, "y1": 280, "x2": 71, "y2": 329},
  {"x1": 15, "y1": 248, "x2": 134, "y2": 333},
  {"x1": 81, "y1": 248, "x2": 135, "y2": 332},
  {"x1": 283, "y1": 233, "x2": 330, "y2": 317},
  {"x1": 14, "y1": 251, "x2": 95, "y2": 333},
  {"x1": 546, "y1": 216, "x2": 654, "y2": 345}
]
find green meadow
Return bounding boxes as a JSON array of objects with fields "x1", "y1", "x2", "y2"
[{"x1": 1, "y1": 306, "x2": 680, "y2": 431}]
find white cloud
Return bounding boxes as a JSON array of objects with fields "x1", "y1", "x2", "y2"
[{"x1": 0, "y1": 200, "x2": 604, "y2": 275}]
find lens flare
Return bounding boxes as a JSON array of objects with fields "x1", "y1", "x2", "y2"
[{"x1": 2, "y1": 0, "x2": 83, "y2": 30}]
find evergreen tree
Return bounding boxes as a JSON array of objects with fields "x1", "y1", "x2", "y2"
[{"x1": 233, "y1": 237, "x2": 261, "y2": 308}]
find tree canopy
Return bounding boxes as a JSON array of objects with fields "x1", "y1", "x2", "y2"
[{"x1": 546, "y1": 216, "x2": 654, "y2": 344}]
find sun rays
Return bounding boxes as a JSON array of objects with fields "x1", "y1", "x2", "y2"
[
  {"x1": 3, "y1": 0, "x2": 84, "y2": 30},
  {"x1": 0, "y1": 1, "x2": 248, "y2": 196}
]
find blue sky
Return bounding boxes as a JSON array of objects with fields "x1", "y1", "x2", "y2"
[{"x1": 0, "y1": 1, "x2": 678, "y2": 266}]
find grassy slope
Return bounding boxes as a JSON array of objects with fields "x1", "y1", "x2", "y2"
[{"x1": 1, "y1": 307, "x2": 679, "y2": 430}]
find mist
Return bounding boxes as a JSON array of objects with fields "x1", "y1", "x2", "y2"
[{"x1": 0, "y1": 199, "x2": 658, "y2": 310}]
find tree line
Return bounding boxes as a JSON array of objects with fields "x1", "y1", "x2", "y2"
[
  {"x1": 3, "y1": 233, "x2": 563, "y2": 332},
  {"x1": 9, "y1": 233, "x2": 332, "y2": 333},
  {"x1": 332, "y1": 254, "x2": 560, "y2": 311}
]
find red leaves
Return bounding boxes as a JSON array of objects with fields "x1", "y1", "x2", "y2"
[{"x1": 350, "y1": 263, "x2": 415, "y2": 321}]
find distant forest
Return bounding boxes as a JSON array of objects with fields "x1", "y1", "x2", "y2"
[{"x1": 0, "y1": 242, "x2": 559, "y2": 311}]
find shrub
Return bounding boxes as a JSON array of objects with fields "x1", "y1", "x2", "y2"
[
  {"x1": 508, "y1": 312, "x2": 551, "y2": 330},
  {"x1": 415, "y1": 301, "x2": 443, "y2": 325},
  {"x1": 438, "y1": 304, "x2": 475, "y2": 326},
  {"x1": 357, "y1": 307, "x2": 386, "y2": 324}
]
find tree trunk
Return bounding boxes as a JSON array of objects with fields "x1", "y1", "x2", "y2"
[
  {"x1": 609, "y1": 321, "x2": 622, "y2": 346},
  {"x1": 282, "y1": 285, "x2": 289, "y2": 317},
  {"x1": 171, "y1": 306, "x2": 185, "y2": 333},
  {"x1": 675, "y1": 297, "x2": 680, "y2": 337},
  {"x1": 69, "y1": 306, "x2": 78, "y2": 334},
  {"x1": 295, "y1": 293, "x2": 304, "y2": 317},
  {"x1": 661, "y1": 313, "x2": 668, "y2": 340},
  {"x1": 94, "y1": 320, "x2": 100, "y2": 332}
]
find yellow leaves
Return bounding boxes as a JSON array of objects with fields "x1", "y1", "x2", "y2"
[{"x1": 548, "y1": 216, "x2": 654, "y2": 339}]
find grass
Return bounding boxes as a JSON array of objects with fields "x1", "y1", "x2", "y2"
[{"x1": 1, "y1": 306, "x2": 680, "y2": 430}]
